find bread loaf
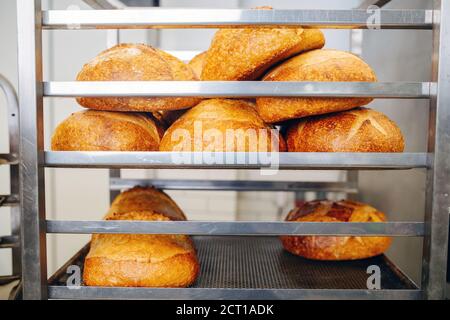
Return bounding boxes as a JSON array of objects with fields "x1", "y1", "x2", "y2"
[
  {"x1": 280, "y1": 200, "x2": 392, "y2": 260},
  {"x1": 159, "y1": 99, "x2": 286, "y2": 152},
  {"x1": 76, "y1": 44, "x2": 200, "y2": 112},
  {"x1": 188, "y1": 51, "x2": 207, "y2": 79},
  {"x1": 201, "y1": 7, "x2": 324, "y2": 81},
  {"x1": 285, "y1": 107, "x2": 405, "y2": 152},
  {"x1": 256, "y1": 49, "x2": 377, "y2": 123},
  {"x1": 83, "y1": 187, "x2": 199, "y2": 287},
  {"x1": 51, "y1": 110, "x2": 164, "y2": 151}
]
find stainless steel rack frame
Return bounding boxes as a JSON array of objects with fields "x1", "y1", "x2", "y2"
[
  {"x1": 16, "y1": 0, "x2": 450, "y2": 300},
  {"x1": 0, "y1": 73, "x2": 21, "y2": 291}
]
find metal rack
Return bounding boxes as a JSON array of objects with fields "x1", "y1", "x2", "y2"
[
  {"x1": 16, "y1": 0, "x2": 450, "y2": 300},
  {"x1": 0, "y1": 74, "x2": 21, "y2": 293}
]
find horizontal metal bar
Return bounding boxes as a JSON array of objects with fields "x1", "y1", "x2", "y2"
[
  {"x1": 44, "y1": 152, "x2": 429, "y2": 170},
  {"x1": 0, "y1": 195, "x2": 20, "y2": 207},
  {"x1": 110, "y1": 178, "x2": 358, "y2": 193},
  {"x1": 0, "y1": 154, "x2": 18, "y2": 165},
  {"x1": 47, "y1": 286, "x2": 422, "y2": 300},
  {"x1": 44, "y1": 81, "x2": 431, "y2": 98},
  {"x1": 0, "y1": 235, "x2": 20, "y2": 249},
  {"x1": 0, "y1": 275, "x2": 20, "y2": 286},
  {"x1": 42, "y1": 9, "x2": 432, "y2": 29},
  {"x1": 45, "y1": 220, "x2": 425, "y2": 236}
]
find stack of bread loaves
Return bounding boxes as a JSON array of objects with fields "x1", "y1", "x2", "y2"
[
  {"x1": 51, "y1": 6, "x2": 404, "y2": 153},
  {"x1": 51, "y1": 6, "x2": 402, "y2": 265},
  {"x1": 83, "y1": 187, "x2": 199, "y2": 287}
]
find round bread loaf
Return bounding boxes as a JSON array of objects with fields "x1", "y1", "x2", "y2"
[
  {"x1": 280, "y1": 200, "x2": 392, "y2": 260},
  {"x1": 76, "y1": 43, "x2": 200, "y2": 112},
  {"x1": 256, "y1": 49, "x2": 377, "y2": 123},
  {"x1": 188, "y1": 51, "x2": 207, "y2": 79},
  {"x1": 51, "y1": 110, "x2": 164, "y2": 151},
  {"x1": 160, "y1": 99, "x2": 287, "y2": 152},
  {"x1": 201, "y1": 7, "x2": 324, "y2": 81},
  {"x1": 84, "y1": 187, "x2": 199, "y2": 288},
  {"x1": 285, "y1": 107, "x2": 405, "y2": 152}
]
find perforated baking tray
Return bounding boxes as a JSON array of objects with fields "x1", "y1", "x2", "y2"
[{"x1": 49, "y1": 236, "x2": 417, "y2": 292}]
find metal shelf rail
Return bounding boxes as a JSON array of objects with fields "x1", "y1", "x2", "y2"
[
  {"x1": 0, "y1": 73, "x2": 21, "y2": 290},
  {"x1": 16, "y1": 0, "x2": 450, "y2": 300}
]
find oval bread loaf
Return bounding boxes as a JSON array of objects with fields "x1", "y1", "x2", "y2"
[
  {"x1": 285, "y1": 107, "x2": 404, "y2": 152},
  {"x1": 256, "y1": 49, "x2": 377, "y2": 123},
  {"x1": 84, "y1": 187, "x2": 200, "y2": 288},
  {"x1": 76, "y1": 44, "x2": 200, "y2": 112},
  {"x1": 280, "y1": 200, "x2": 392, "y2": 261},
  {"x1": 160, "y1": 99, "x2": 286, "y2": 152},
  {"x1": 51, "y1": 110, "x2": 164, "y2": 151}
]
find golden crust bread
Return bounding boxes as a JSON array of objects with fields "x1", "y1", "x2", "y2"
[
  {"x1": 51, "y1": 110, "x2": 164, "y2": 151},
  {"x1": 256, "y1": 49, "x2": 377, "y2": 123},
  {"x1": 84, "y1": 188, "x2": 199, "y2": 287},
  {"x1": 84, "y1": 211, "x2": 199, "y2": 287},
  {"x1": 201, "y1": 6, "x2": 324, "y2": 81},
  {"x1": 285, "y1": 107, "x2": 405, "y2": 152},
  {"x1": 76, "y1": 44, "x2": 201, "y2": 112},
  {"x1": 107, "y1": 186, "x2": 187, "y2": 221},
  {"x1": 280, "y1": 200, "x2": 392, "y2": 260},
  {"x1": 159, "y1": 99, "x2": 286, "y2": 152},
  {"x1": 188, "y1": 51, "x2": 207, "y2": 79}
]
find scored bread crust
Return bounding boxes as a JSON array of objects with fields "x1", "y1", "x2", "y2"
[
  {"x1": 285, "y1": 107, "x2": 405, "y2": 152},
  {"x1": 83, "y1": 188, "x2": 199, "y2": 288},
  {"x1": 159, "y1": 99, "x2": 287, "y2": 152},
  {"x1": 83, "y1": 211, "x2": 199, "y2": 287},
  {"x1": 76, "y1": 44, "x2": 201, "y2": 112},
  {"x1": 201, "y1": 6, "x2": 325, "y2": 81},
  {"x1": 256, "y1": 49, "x2": 377, "y2": 123},
  {"x1": 51, "y1": 110, "x2": 164, "y2": 151},
  {"x1": 280, "y1": 200, "x2": 392, "y2": 260}
]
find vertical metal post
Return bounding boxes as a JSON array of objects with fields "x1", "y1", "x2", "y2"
[
  {"x1": 0, "y1": 74, "x2": 21, "y2": 276},
  {"x1": 109, "y1": 169, "x2": 121, "y2": 204},
  {"x1": 422, "y1": 0, "x2": 450, "y2": 300},
  {"x1": 17, "y1": 0, "x2": 47, "y2": 300}
]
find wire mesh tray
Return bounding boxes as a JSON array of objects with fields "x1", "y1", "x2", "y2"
[{"x1": 48, "y1": 236, "x2": 417, "y2": 291}]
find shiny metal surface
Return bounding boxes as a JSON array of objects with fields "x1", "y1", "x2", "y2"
[
  {"x1": 47, "y1": 287, "x2": 422, "y2": 300},
  {"x1": 17, "y1": 0, "x2": 47, "y2": 300},
  {"x1": 44, "y1": 151, "x2": 429, "y2": 170},
  {"x1": 0, "y1": 72, "x2": 21, "y2": 277},
  {"x1": 45, "y1": 220, "x2": 424, "y2": 236},
  {"x1": 44, "y1": 81, "x2": 432, "y2": 98},
  {"x1": 421, "y1": 0, "x2": 450, "y2": 300},
  {"x1": 42, "y1": 9, "x2": 432, "y2": 29},
  {"x1": 109, "y1": 179, "x2": 358, "y2": 193},
  {"x1": 47, "y1": 237, "x2": 420, "y2": 300}
]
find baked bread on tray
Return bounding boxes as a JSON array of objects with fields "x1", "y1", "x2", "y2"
[
  {"x1": 285, "y1": 107, "x2": 405, "y2": 152},
  {"x1": 159, "y1": 98, "x2": 286, "y2": 152},
  {"x1": 280, "y1": 200, "x2": 392, "y2": 261},
  {"x1": 201, "y1": 6, "x2": 325, "y2": 81},
  {"x1": 51, "y1": 110, "x2": 164, "y2": 151},
  {"x1": 256, "y1": 49, "x2": 377, "y2": 123},
  {"x1": 76, "y1": 43, "x2": 200, "y2": 112},
  {"x1": 83, "y1": 187, "x2": 199, "y2": 287}
]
